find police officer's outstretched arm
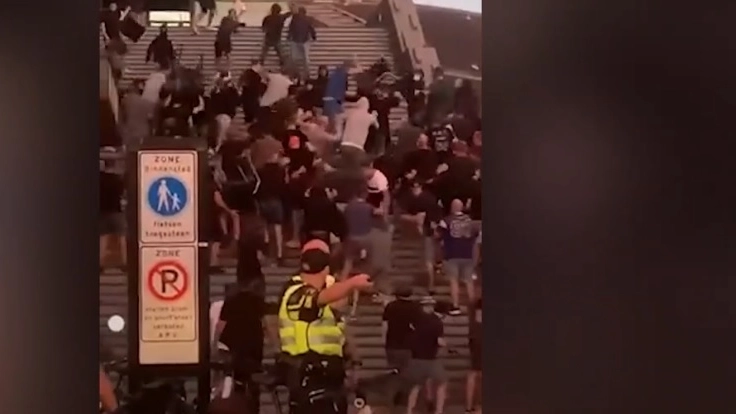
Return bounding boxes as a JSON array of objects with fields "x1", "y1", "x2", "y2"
[{"x1": 317, "y1": 274, "x2": 373, "y2": 306}]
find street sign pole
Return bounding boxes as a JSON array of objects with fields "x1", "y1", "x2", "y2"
[{"x1": 126, "y1": 138, "x2": 211, "y2": 413}]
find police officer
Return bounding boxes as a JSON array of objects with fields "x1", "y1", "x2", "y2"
[{"x1": 277, "y1": 239, "x2": 373, "y2": 414}]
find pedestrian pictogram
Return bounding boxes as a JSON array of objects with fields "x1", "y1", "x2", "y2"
[
  {"x1": 147, "y1": 176, "x2": 188, "y2": 217},
  {"x1": 147, "y1": 260, "x2": 188, "y2": 301}
]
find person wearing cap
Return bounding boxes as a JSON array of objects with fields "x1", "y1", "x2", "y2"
[
  {"x1": 405, "y1": 297, "x2": 450, "y2": 414},
  {"x1": 381, "y1": 285, "x2": 422, "y2": 406},
  {"x1": 276, "y1": 239, "x2": 373, "y2": 414}
]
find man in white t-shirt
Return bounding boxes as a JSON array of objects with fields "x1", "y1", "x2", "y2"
[
  {"x1": 363, "y1": 164, "x2": 393, "y2": 293},
  {"x1": 340, "y1": 97, "x2": 378, "y2": 168},
  {"x1": 259, "y1": 69, "x2": 293, "y2": 108},
  {"x1": 142, "y1": 70, "x2": 167, "y2": 103},
  {"x1": 139, "y1": 70, "x2": 167, "y2": 124},
  {"x1": 366, "y1": 166, "x2": 389, "y2": 195}
]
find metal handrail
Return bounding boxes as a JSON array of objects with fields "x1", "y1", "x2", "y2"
[{"x1": 328, "y1": 4, "x2": 367, "y2": 25}]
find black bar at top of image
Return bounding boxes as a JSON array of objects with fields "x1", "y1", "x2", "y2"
[
  {"x1": 482, "y1": 1, "x2": 736, "y2": 413},
  {"x1": 0, "y1": 2, "x2": 100, "y2": 414}
]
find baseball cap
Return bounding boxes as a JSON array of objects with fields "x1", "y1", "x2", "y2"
[
  {"x1": 300, "y1": 248, "x2": 331, "y2": 274},
  {"x1": 302, "y1": 239, "x2": 330, "y2": 254},
  {"x1": 393, "y1": 282, "x2": 413, "y2": 299}
]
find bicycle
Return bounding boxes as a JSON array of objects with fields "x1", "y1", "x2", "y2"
[
  {"x1": 101, "y1": 316, "x2": 198, "y2": 414},
  {"x1": 351, "y1": 361, "x2": 401, "y2": 413},
  {"x1": 350, "y1": 347, "x2": 460, "y2": 411},
  {"x1": 199, "y1": 359, "x2": 285, "y2": 414},
  {"x1": 101, "y1": 357, "x2": 129, "y2": 401}
]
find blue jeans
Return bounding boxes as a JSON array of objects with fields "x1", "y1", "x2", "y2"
[{"x1": 289, "y1": 41, "x2": 311, "y2": 76}]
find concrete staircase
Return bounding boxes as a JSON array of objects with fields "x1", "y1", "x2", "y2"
[
  {"x1": 114, "y1": 26, "x2": 407, "y2": 131},
  {"x1": 100, "y1": 232, "x2": 472, "y2": 411}
]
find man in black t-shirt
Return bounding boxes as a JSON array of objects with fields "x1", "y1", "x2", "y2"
[
  {"x1": 434, "y1": 140, "x2": 479, "y2": 214},
  {"x1": 260, "y1": 3, "x2": 293, "y2": 66},
  {"x1": 215, "y1": 9, "x2": 245, "y2": 70},
  {"x1": 100, "y1": 2, "x2": 125, "y2": 44},
  {"x1": 405, "y1": 300, "x2": 448, "y2": 414},
  {"x1": 400, "y1": 181, "x2": 442, "y2": 293},
  {"x1": 383, "y1": 287, "x2": 422, "y2": 369},
  {"x1": 401, "y1": 133, "x2": 439, "y2": 185},
  {"x1": 427, "y1": 121, "x2": 456, "y2": 165},
  {"x1": 214, "y1": 280, "x2": 266, "y2": 414},
  {"x1": 256, "y1": 148, "x2": 287, "y2": 264},
  {"x1": 281, "y1": 127, "x2": 316, "y2": 248},
  {"x1": 382, "y1": 286, "x2": 422, "y2": 405}
]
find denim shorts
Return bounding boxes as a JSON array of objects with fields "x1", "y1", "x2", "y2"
[
  {"x1": 444, "y1": 258, "x2": 475, "y2": 281},
  {"x1": 322, "y1": 98, "x2": 343, "y2": 118}
]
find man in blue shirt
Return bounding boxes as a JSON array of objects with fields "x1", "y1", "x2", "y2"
[
  {"x1": 437, "y1": 199, "x2": 479, "y2": 315},
  {"x1": 323, "y1": 60, "x2": 355, "y2": 136}
]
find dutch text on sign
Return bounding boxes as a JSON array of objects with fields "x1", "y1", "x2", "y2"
[
  {"x1": 138, "y1": 151, "x2": 198, "y2": 244},
  {"x1": 139, "y1": 245, "x2": 199, "y2": 364}
]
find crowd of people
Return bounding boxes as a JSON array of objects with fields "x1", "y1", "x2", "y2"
[{"x1": 100, "y1": 2, "x2": 482, "y2": 413}]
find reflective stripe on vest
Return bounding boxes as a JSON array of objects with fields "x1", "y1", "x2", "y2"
[{"x1": 278, "y1": 276, "x2": 344, "y2": 356}]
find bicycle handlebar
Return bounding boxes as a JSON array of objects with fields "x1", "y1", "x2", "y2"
[{"x1": 102, "y1": 358, "x2": 129, "y2": 375}]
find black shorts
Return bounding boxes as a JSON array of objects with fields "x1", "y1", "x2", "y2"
[
  {"x1": 214, "y1": 38, "x2": 232, "y2": 58},
  {"x1": 258, "y1": 198, "x2": 284, "y2": 225},
  {"x1": 209, "y1": 211, "x2": 225, "y2": 243},
  {"x1": 196, "y1": 0, "x2": 216, "y2": 12}
]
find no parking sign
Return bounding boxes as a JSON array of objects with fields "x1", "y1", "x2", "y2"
[{"x1": 139, "y1": 245, "x2": 199, "y2": 364}]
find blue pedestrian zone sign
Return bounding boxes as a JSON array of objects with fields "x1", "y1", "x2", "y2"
[{"x1": 146, "y1": 176, "x2": 188, "y2": 217}]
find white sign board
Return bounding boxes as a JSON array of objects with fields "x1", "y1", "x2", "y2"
[
  {"x1": 139, "y1": 245, "x2": 199, "y2": 365},
  {"x1": 138, "y1": 151, "x2": 198, "y2": 244}
]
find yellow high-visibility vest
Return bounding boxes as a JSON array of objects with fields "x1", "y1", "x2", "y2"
[{"x1": 278, "y1": 275, "x2": 344, "y2": 356}]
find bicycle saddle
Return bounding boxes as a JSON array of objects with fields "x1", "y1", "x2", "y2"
[{"x1": 102, "y1": 358, "x2": 129, "y2": 375}]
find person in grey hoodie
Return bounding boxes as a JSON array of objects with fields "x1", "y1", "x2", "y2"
[
  {"x1": 120, "y1": 79, "x2": 152, "y2": 148},
  {"x1": 340, "y1": 96, "x2": 378, "y2": 169},
  {"x1": 287, "y1": 6, "x2": 317, "y2": 78}
]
